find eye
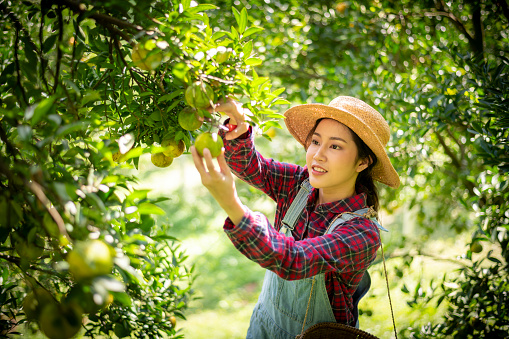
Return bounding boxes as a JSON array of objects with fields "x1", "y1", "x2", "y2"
[
  {"x1": 331, "y1": 144, "x2": 342, "y2": 150},
  {"x1": 311, "y1": 139, "x2": 320, "y2": 145}
]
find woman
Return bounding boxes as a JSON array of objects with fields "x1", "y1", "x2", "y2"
[{"x1": 191, "y1": 96, "x2": 400, "y2": 338}]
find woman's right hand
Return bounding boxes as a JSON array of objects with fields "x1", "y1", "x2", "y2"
[{"x1": 210, "y1": 97, "x2": 250, "y2": 140}]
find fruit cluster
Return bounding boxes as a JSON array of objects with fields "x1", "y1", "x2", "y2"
[
  {"x1": 22, "y1": 240, "x2": 116, "y2": 339},
  {"x1": 124, "y1": 41, "x2": 233, "y2": 169}
]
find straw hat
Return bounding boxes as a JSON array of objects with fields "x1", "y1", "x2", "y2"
[{"x1": 284, "y1": 96, "x2": 400, "y2": 188}]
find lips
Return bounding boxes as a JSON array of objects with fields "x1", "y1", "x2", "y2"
[{"x1": 312, "y1": 164, "x2": 327, "y2": 174}]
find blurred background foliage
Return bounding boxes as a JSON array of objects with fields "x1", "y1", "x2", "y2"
[{"x1": 1, "y1": 0, "x2": 508, "y2": 338}]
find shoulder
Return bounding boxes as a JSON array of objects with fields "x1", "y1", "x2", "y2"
[{"x1": 330, "y1": 215, "x2": 381, "y2": 244}]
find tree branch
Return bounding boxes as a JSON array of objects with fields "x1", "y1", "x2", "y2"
[
  {"x1": 435, "y1": 130, "x2": 462, "y2": 169},
  {"x1": 53, "y1": 5, "x2": 64, "y2": 92},
  {"x1": 468, "y1": 0, "x2": 484, "y2": 55},
  {"x1": 424, "y1": 10, "x2": 477, "y2": 52},
  {"x1": 27, "y1": 181, "x2": 71, "y2": 244},
  {"x1": 54, "y1": 0, "x2": 143, "y2": 39},
  {"x1": 14, "y1": 24, "x2": 28, "y2": 105}
]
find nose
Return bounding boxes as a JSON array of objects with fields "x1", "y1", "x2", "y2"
[{"x1": 313, "y1": 145, "x2": 326, "y2": 162}]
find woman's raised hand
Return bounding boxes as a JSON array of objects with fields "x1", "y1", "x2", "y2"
[
  {"x1": 190, "y1": 146, "x2": 245, "y2": 225},
  {"x1": 210, "y1": 97, "x2": 250, "y2": 140}
]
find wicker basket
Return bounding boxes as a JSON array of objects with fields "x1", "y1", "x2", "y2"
[{"x1": 297, "y1": 322, "x2": 379, "y2": 339}]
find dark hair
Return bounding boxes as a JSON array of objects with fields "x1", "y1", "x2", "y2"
[{"x1": 305, "y1": 119, "x2": 380, "y2": 212}]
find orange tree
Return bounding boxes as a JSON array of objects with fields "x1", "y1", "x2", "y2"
[{"x1": 0, "y1": 0, "x2": 286, "y2": 338}]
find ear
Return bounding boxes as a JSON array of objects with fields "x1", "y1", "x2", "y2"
[{"x1": 356, "y1": 156, "x2": 372, "y2": 173}]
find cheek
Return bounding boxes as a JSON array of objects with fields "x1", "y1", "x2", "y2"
[{"x1": 305, "y1": 147, "x2": 314, "y2": 164}]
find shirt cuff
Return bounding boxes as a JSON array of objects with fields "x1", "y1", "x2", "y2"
[{"x1": 223, "y1": 207, "x2": 255, "y2": 239}]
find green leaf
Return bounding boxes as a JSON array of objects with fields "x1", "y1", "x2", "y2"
[
  {"x1": 212, "y1": 31, "x2": 227, "y2": 41},
  {"x1": 32, "y1": 96, "x2": 56, "y2": 124},
  {"x1": 242, "y1": 27, "x2": 263, "y2": 39},
  {"x1": 158, "y1": 90, "x2": 184, "y2": 103},
  {"x1": 238, "y1": 7, "x2": 248, "y2": 34},
  {"x1": 137, "y1": 202, "x2": 165, "y2": 215},
  {"x1": 245, "y1": 57, "x2": 262, "y2": 66},
  {"x1": 229, "y1": 26, "x2": 239, "y2": 41},
  {"x1": 110, "y1": 292, "x2": 132, "y2": 307},
  {"x1": 42, "y1": 34, "x2": 58, "y2": 54},
  {"x1": 232, "y1": 7, "x2": 241, "y2": 27},
  {"x1": 271, "y1": 98, "x2": 291, "y2": 105},
  {"x1": 56, "y1": 121, "x2": 89, "y2": 137},
  {"x1": 186, "y1": 4, "x2": 218, "y2": 14},
  {"x1": 242, "y1": 40, "x2": 253, "y2": 59}
]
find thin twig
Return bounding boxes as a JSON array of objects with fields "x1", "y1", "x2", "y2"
[
  {"x1": 53, "y1": 5, "x2": 64, "y2": 92},
  {"x1": 27, "y1": 181, "x2": 71, "y2": 243}
]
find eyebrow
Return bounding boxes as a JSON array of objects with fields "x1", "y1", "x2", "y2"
[{"x1": 313, "y1": 132, "x2": 348, "y2": 143}]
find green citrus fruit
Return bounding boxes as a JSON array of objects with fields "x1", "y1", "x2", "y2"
[
  {"x1": 23, "y1": 288, "x2": 55, "y2": 321},
  {"x1": 470, "y1": 241, "x2": 483, "y2": 253},
  {"x1": 151, "y1": 152, "x2": 173, "y2": 168},
  {"x1": 15, "y1": 234, "x2": 44, "y2": 261},
  {"x1": 178, "y1": 107, "x2": 204, "y2": 131},
  {"x1": 64, "y1": 283, "x2": 111, "y2": 314},
  {"x1": 161, "y1": 138, "x2": 185, "y2": 158},
  {"x1": 185, "y1": 81, "x2": 215, "y2": 110},
  {"x1": 38, "y1": 302, "x2": 82, "y2": 339},
  {"x1": 169, "y1": 315, "x2": 177, "y2": 328},
  {"x1": 131, "y1": 42, "x2": 163, "y2": 71},
  {"x1": 194, "y1": 132, "x2": 224, "y2": 158},
  {"x1": 67, "y1": 240, "x2": 114, "y2": 281}
]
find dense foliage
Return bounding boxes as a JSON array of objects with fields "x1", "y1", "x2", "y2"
[{"x1": 0, "y1": 0, "x2": 285, "y2": 338}]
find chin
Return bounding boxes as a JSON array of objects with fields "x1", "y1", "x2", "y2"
[{"x1": 308, "y1": 176, "x2": 323, "y2": 189}]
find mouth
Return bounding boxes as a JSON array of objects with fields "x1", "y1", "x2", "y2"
[{"x1": 311, "y1": 165, "x2": 328, "y2": 174}]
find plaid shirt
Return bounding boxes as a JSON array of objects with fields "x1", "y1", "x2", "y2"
[{"x1": 221, "y1": 127, "x2": 381, "y2": 326}]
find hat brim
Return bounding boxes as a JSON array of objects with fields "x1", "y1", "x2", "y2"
[{"x1": 284, "y1": 103, "x2": 400, "y2": 188}]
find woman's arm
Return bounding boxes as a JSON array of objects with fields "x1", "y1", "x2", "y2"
[
  {"x1": 214, "y1": 98, "x2": 305, "y2": 203},
  {"x1": 224, "y1": 212, "x2": 381, "y2": 280}
]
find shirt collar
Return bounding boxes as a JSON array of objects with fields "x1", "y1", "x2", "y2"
[{"x1": 307, "y1": 187, "x2": 368, "y2": 214}]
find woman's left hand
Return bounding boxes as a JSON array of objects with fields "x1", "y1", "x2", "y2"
[{"x1": 191, "y1": 146, "x2": 246, "y2": 225}]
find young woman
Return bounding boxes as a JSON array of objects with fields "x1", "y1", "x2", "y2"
[{"x1": 191, "y1": 96, "x2": 400, "y2": 338}]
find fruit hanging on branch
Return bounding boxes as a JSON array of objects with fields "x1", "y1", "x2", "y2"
[
  {"x1": 151, "y1": 152, "x2": 174, "y2": 168},
  {"x1": 38, "y1": 302, "x2": 83, "y2": 339},
  {"x1": 161, "y1": 138, "x2": 185, "y2": 158},
  {"x1": 178, "y1": 107, "x2": 205, "y2": 131},
  {"x1": 66, "y1": 240, "x2": 114, "y2": 281},
  {"x1": 131, "y1": 40, "x2": 164, "y2": 71},
  {"x1": 185, "y1": 81, "x2": 215, "y2": 110},
  {"x1": 194, "y1": 132, "x2": 224, "y2": 158}
]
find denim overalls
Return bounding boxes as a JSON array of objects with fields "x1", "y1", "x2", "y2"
[{"x1": 246, "y1": 179, "x2": 386, "y2": 339}]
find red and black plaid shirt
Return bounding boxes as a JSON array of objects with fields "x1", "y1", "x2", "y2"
[{"x1": 221, "y1": 127, "x2": 381, "y2": 326}]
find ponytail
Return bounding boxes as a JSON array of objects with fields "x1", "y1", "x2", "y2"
[{"x1": 350, "y1": 130, "x2": 380, "y2": 212}]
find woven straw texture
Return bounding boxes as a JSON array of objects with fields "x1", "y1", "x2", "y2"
[
  {"x1": 298, "y1": 322, "x2": 379, "y2": 339},
  {"x1": 284, "y1": 96, "x2": 400, "y2": 188}
]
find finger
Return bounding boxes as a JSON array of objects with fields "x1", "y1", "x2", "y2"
[
  {"x1": 202, "y1": 148, "x2": 218, "y2": 174},
  {"x1": 190, "y1": 146, "x2": 207, "y2": 175},
  {"x1": 216, "y1": 149, "x2": 232, "y2": 177}
]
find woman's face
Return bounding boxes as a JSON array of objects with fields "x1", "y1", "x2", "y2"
[{"x1": 306, "y1": 119, "x2": 369, "y2": 203}]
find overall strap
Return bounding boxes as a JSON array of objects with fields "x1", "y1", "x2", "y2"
[
  {"x1": 326, "y1": 207, "x2": 389, "y2": 235},
  {"x1": 280, "y1": 178, "x2": 313, "y2": 234}
]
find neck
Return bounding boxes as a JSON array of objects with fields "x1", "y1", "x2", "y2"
[{"x1": 317, "y1": 185, "x2": 356, "y2": 205}]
